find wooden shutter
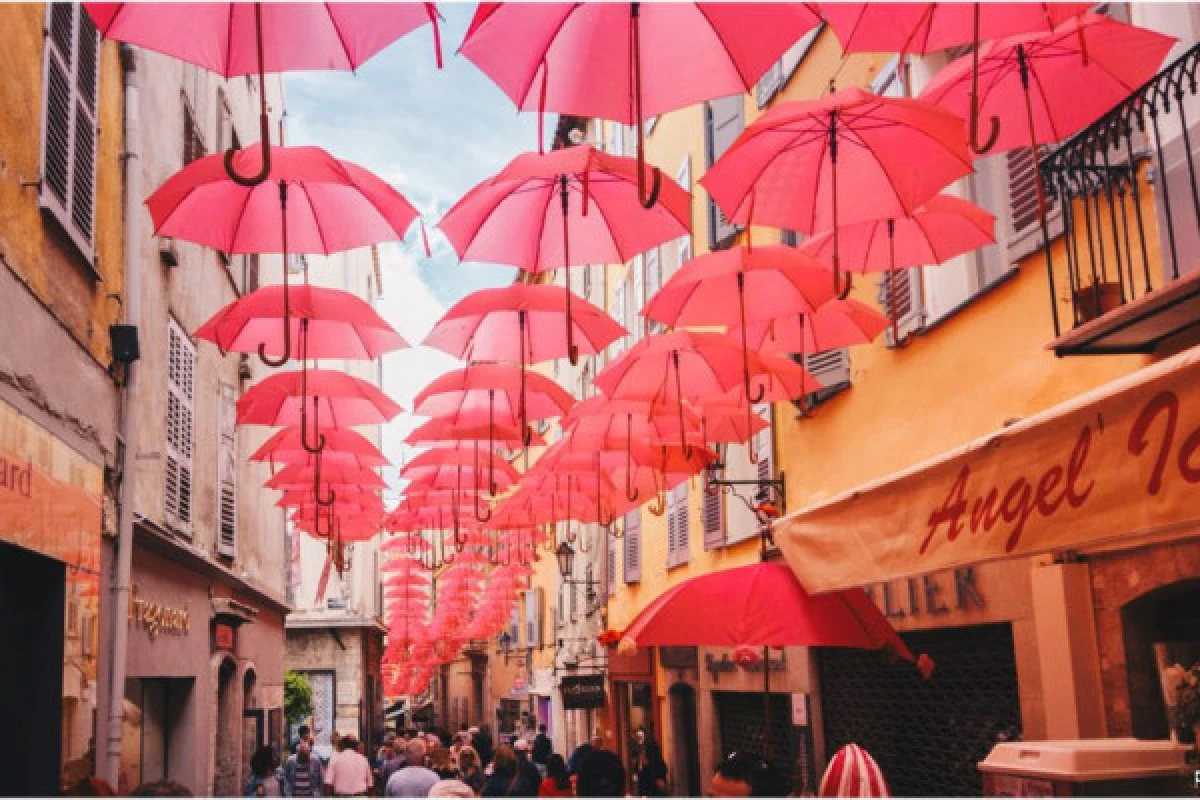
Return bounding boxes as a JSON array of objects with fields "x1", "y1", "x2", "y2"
[
  {"x1": 752, "y1": 405, "x2": 773, "y2": 482},
  {"x1": 667, "y1": 484, "x2": 690, "y2": 568},
  {"x1": 611, "y1": 282, "x2": 626, "y2": 358},
  {"x1": 606, "y1": 122, "x2": 624, "y2": 156},
  {"x1": 507, "y1": 606, "x2": 520, "y2": 648},
  {"x1": 40, "y1": 3, "x2": 99, "y2": 263},
  {"x1": 630, "y1": 255, "x2": 645, "y2": 341},
  {"x1": 1007, "y1": 146, "x2": 1055, "y2": 240},
  {"x1": 623, "y1": 510, "x2": 641, "y2": 584},
  {"x1": 879, "y1": 268, "x2": 924, "y2": 346},
  {"x1": 801, "y1": 349, "x2": 851, "y2": 407},
  {"x1": 525, "y1": 588, "x2": 543, "y2": 649},
  {"x1": 703, "y1": 485, "x2": 725, "y2": 550},
  {"x1": 705, "y1": 96, "x2": 744, "y2": 249},
  {"x1": 675, "y1": 154, "x2": 693, "y2": 269},
  {"x1": 217, "y1": 383, "x2": 238, "y2": 557},
  {"x1": 607, "y1": 535, "x2": 617, "y2": 597},
  {"x1": 645, "y1": 248, "x2": 663, "y2": 333},
  {"x1": 165, "y1": 321, "x2": 195, "y2": 534}
]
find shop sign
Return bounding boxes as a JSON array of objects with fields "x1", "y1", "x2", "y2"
[
  {"x1": 214, "y1": 622, "x2": 236, "y2": 651},
  {"x1": 705, "y1": 648, "x2": 785, "y2": 683},
  {"x1": 560, "y1": 674, "x2": 607, "y2": 709},
  {"x1": 0, "y1": 402, "x2": 102, "y2": 574},
  {"x1": 659, "y1": 646, "x2": 699, "y2": 671},
  {"x1": 778, "y1": 350, "x2": 1200, "y2": 592},
  {"x1": 129, "y1": 584, "x2": 191, "y2": 639},
  {"x1": 863, "y1": 567, "x2": 984, "y2": 620}
]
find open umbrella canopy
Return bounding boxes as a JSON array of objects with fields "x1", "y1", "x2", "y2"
[
  {"x1": 799, "y1": 195, "x2": 996, "y2": 274},
  {"x1": 413, "y1": 364, "x2": 575, "y2": 425},
  {"x1": 423, "y1": 283, "x2": 626, "y2": 363},
  {"x1": 439, "y1": 145, "x2": 691, "y2": 271},
  {"x1": 819, "y1": 2, "x2": 1091, "y2": 56},
  {"x1": 920, "y1": 14, "x2": 1176, "y2": 153},
  {"x1": 701, "y1": 88, "x2": 972, "y2": 234},
  {"x1": 237, "y1": 369, "x2": 403, "y2": 428},
  {"x1": 266, "y1": 464, "x2": 387, "y2": 491},
  {"x1": 147, "y1": 146, "x2": 419, "y2": 255},
  {"x1": 459, "y1": 3, "x2": 820, "y2": 124},
  {"x1": 620, "y1": 561, "x2": 915, "y2": 658},
  {"x1": 405, "y1": 416, "x2": 544, "y2": 448},
  {"x1": 196, "y1": 284, "x2": 409, "y2": 361},
  {"x1": 85, "y1": 2, "x2": 440, "y2": 77},
  {"x1": 739, "y1": 299, "x2": 890, "y2": 355},
  {"x1": 251, "y1": 427, "x2": 389, "y2": 469}
]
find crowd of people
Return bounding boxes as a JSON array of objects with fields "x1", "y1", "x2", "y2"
[{"x1": 62, "y1": 722, "x2": 788, "y2": 797}]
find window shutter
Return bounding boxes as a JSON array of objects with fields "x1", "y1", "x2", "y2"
[
  {"x1": 645, "y1": 248, "x2": 663, "y2": 333},
  {"x1": 674, "y1": 484, "x2": 690, "y2": 566},
  {"x1": 752, "y1": 405, "x2": 773, "y2": 481},
  {"x1": 606, "y1": 122, "x2": 624, "y2": 156},
  {"x1": 675, "y1": 155, "x2": 693, "y2": 270},
  {"x1": 623, "y1": 510, "x2": 641, "y2": 584},
  {"x1": 611, "y1": 282, "x2": 626, "y2": 358},
  {"x1": 40, "y1": 3, "x2": 98, "y2": 263},
  {"x1": 525, "y1": 588, "x2": 543, "y2": 648},
  {"x1": 878, "y1": 268, "x2": 924, "y2": 345},
  {"x1": 165, "y1": 321, "x2": 195, "y2": 535},
  {"x1": 756, "y1": 62, "x2": 784, "y2": 108},
  {"x1": 1007, "y1": 146, "x2": 1055, "y2": 240},
  {"x1": 630, "y1": 255, "x2": 645, "y2": 341},
  {"x1": 507, "y1": 606, "x2": 520, "y2": 648},
  {"x1": 217, "y1": 383, "x2": 238, "y2": 558},
  {"x1": 705, "y1": 96, "x2": 744, "y2": 250},
  {"x1": 801, "y1": 349, "x2": 851, "y2": 407},
  {"x1": 703, "y1": 486, "x2": 725, "y2": 550},
  {"x1": 607, "y1": 535, "x2": 617, "y2": 597}
]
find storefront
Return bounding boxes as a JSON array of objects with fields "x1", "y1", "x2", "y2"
[
  {"x1": 0, "y1": 401, "x2": 105, "y2": 795},
  {"x1": 606, "y1": 648, "x2": 660, "y2": 790},
  {"x1": 122, "y1": 523, "x2": 288, "y2": 795},
  {"x1": 777, "y1": 348, "x2": 1200, "y2": 791}
]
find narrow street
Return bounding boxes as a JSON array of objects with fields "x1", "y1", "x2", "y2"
[{"x1": 3, "y1": 2, "x2": 1200, "y2": 797}]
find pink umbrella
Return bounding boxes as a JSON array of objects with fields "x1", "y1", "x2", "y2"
[
  {"x1": 459, "y1": 3, "x2": 820, "y2": 205},
  {"x1": 818, "y1": 2, "x2": 1090, "y2": 152},
  {"x1": 423, "y1": 283, "x2": 626, "y2": 365},
  {"x1": 147, "y1": 145, "x2": 419, "y2": 365},
  {"x1": 701, "y1": 89, "x2": 973, "y2": 297},
  {"x1": 438, "y1": 145, "x2": 688, "y2": 359},
  {"x1": 405, "y1": 417, "x2": 545, "y2": 448},
  {"x1": 739, "y1": 299, "x2": 889, "y2": 355},
  {"x1": 251, "y1": 427, "x2": 389, "y2": 470},
  {"x1": 87, "y1": 2, "x2": 441, "y2": 184}
]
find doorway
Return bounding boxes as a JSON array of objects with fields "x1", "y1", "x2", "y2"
[
  {"x1": 0, "y1": 540, "x2": 66, "y2": 795},
  {"x1": 214, "y1": 657, "x2": 240, "y2": 797},
  {"x1": 668, "y1": 684, "x2": 700, "y2": 797}
]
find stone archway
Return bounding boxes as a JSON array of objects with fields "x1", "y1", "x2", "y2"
[
  {"x1": 1120, "y1": 578, "x2": 1200, "y2": 739},
  {"x1": 213, "y1": 656, "x2": 240, "y2": 797},
  {"x1": 241, "y1": 664, "x2": 262, "y2": 792}
]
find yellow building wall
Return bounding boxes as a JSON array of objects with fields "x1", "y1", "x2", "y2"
[{"x1": 0, "y1": 5, "x2": 125, "y2": 365}]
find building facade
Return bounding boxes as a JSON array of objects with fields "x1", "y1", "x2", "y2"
[
  {"x1": 0, "y1": 4, "x2": 123, "y2": 793},
  {"x1": 527, "y1": 4, "x2": 1200, "y2": 797},
  {"x1": 284, "y1": 244, "x2": 389, "y2": 755}
]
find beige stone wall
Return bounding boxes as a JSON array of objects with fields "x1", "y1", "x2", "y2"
[{"x1": 286, "y1": 627, "x2": 369, "y2": 739}]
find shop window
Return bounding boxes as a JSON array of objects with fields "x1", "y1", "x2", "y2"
[
  {"x1": 40, "y1": 3, "x2": 99, "y2": 267},
  {"x1": 165, "y1": 320, "x2": 195, "y2": 535}
]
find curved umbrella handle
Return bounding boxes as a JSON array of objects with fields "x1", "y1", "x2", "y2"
[
  {"x1": 672, "y1": 351, "x2": 693, "y2": 459},
  {"x1": 519, "y1": 312, "x2": 533, "y2": 447},
  {"x1": 647, "y1": 490, "x2": 666, "y2": 517},
  {"x1": 832, "y1": 264, "x2": 853, "y2": 301},
  {"x1": 625, "y1": 417, "x2": 640, "y2": 503},
  {"x1": 224, "y1": 5, "x2": 272, "y2": 187},
  {"x1": 630, "y1": 2, "x2": 661, "y2": 210},
  {"x1": 487, "y1": 391, "x2": 498, "y2": 496},
  {"x1": 301, "y1": 395, "x2": 326, "y2": 455},
  {"x1": 474, "y1": 489, "x2": 492, "y2": 524},
  {"x1": 259, "y1": 181, "x2": 292, "y2": 366},
  {"x1": 638, "y1": 163, "x2": 663, "y2": 210},
  {"x1": 969, "y1": 4, "x2": 1001, "y2": 155},
  {"x1": 558, "y1": 183, "x2": 581, "y2": 366}
]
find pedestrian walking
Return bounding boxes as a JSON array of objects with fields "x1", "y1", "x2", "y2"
[
  {"x1": 385, "y1": 738, "x2": 441, "y2": 798},
  {"x1": 458, "y1": 746, "x2": 486, "y2": 795},
  {"x1": 575, "y1": 750, "x2": 625, "y2": 798},
  {"x1": 283, "y1": 741, "x2": 324, "y2": 798},
  {"x1": 482, "y1": 746, "x2": 538, "y2": 797},
  {"x1": 565, "y1": 735, "x2": 602, "y2": 777},
  {"x1": 429, "y1": 779, "x2": 476, "y2": 798},
  {"x1": 531, "y1": 725, "x2": 552, "y2": 769},
  {"x1": 325, "y1": 736, "x2": 374, "y2": 797},
  {"x1": 379, "y1": 739, "x2": 408, "y2": 788},
  {"x1": 709, "y1": 751, "x2": 787, "y2": 797},
  {"x1": 473, "y1": 726, "x2": 494, "y2": 768},
  {"x1": 538, "y1": 754, "x2": 572, "y2": 798},
  {"x1": 635, "y1": 742, "x2": 668, "y2": 797},
  {"x1": 513, "y1": 740, "x2": 542, "y2": 791},
  {"x1": 244, "y1": 745, "x2": 283, "y2": 797}
]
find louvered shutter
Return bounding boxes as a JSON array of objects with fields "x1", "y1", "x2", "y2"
[
  {"x1": 668, "y1": 484, "x2": 690, "y2": 567},
  {"x1": 607, "y1": 122, "x2": 624, "y2": 156},
  {"x1": 607, "y1": 535, "x2": 617, "y2": 596},
  {"x1": 752, "y1": 405, "x2": 773, "y2": 482},
  {"x1": 611, "y1": 282, "x2": 626, "y2": 358},
  {"x1": 165, "y1": 321, "x2": 195, "y2": 535},
  {"x1": 40, "y1": 3, "x2": 99, "y2": 263},
  {"x1": 507, "y1": 606, "x2": 520, "y2": 649},
  {"x1": 675, "y1": 155, "x2": 693, "y2": 270},
  {"x1": 216, "y1": 383, "x2": 238, "y2": 557},
  {"x1": 1007, "y1": 146, "x2": 1055, "y2": 241},
  {"x1": 630, "y1": 256, "x2": 645, "y2": 341},
  {"x1": 703, "y1": 485, "x2": 725, "y2": 550},
  {"x1": 623, "y1": 510, "x2": 641, "y2": 584},
  {"x1": 525, "y1": 588, "x2": 543, "y2": 649},
  {"x1": 879, "y1": 268, "x2": 924, "y2": 345},
  {"x1": 645, "y1": 248, "x2": 663, "y2": 333},
  {"x1": 756, "y1": 62, "x2": 784, "y2": 108},
  {"x1": 705, "y1": 96, "x2": 744, "y2": 249},
  {"x1": 801, "y1": 349, "x2": 851, "y2": 407}
]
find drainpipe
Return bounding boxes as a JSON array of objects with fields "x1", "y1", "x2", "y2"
[{"x1": 101, "y1": 43, "x2": 140, "y2": 787}]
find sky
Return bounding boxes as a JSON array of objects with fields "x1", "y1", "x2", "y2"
[{"x1": 284, "y1": 4, "x2": 543, "y2": 490}]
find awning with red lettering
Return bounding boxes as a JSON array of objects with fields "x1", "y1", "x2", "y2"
[{"x1": 775, "y1": 348, "x2": 1200, "y2": 594}]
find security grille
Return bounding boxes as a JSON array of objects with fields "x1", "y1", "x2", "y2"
[
  {"x1": 818, "y1": 623, "x2": 1021, "y2": 797},
  {"x1": 714, "y1": 691, "x2": 814, "y2": 794}
]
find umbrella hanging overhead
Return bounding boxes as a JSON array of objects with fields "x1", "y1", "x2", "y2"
[
  {"x1": 818, "y1": 2, "x2": 1090, "y2": 152},
  {"x1": 423, "y1": 283, "x2": 626, "y2": 365},
  {"x1": 238, "y1": 369, "x2": 403, "y2": 429},
  {"x1": 405, "y1": 417, "x2": 545, "y2": 448},
  {"x1": 438, "y1": 145, "x2": 687, "y2": 359},
  {"x1": 738, "y1": 299, "x2": 889, "y2": 356},
  {"x1": 459, "y1": 3, "x2": 820, "y2": 206},
  {"x1": 147, "y1": 145, "x2": 419, "y2": 365},
  {"x1": 196, "y1": 284, "x2": 409, "y2": 362},
  {"x1": 87, "y1": 2, "x2": 442, "y2": 184},
  {"x1": 251, "y1": 427, "x2": 389, "y2": 470},
  {"x1": 701, "y1": 88, "x2": 973, "y2": 297}
]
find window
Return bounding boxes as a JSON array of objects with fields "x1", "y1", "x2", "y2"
[
  {"x1": 705, "y1": 95, "x2": 744, "y2": 249},
  {"x1": 752, "y1": 405, "x2": 774, "y2": 484},
  {"x1": 607, "y1": 534, "x2": 617, "y2": 597},
  {"x1": 183, "y1": 102, "x2": 205, "y2": 165},
  {"x1": 703, "y1": 485, "x2": 725, "y2": 551},
  {"x1": 216, "y1": 383, "x2": 237, "y2": 557},
  {"x1": 629, "y1": 255, "x2": 645, "y2": 341},
  {"x1": 165, "y1": 320, "x2": 195, "y2": 535},
  {"x1": 506, "y1": 606, "x2": 520, "y2": 649},
  {"x1": 879, "y1": 268, "x2": 924, "y2": 346},
  {"x1": 645, "y1": 248, "x2": 663, "y2": 333},
  {"x1": 799, "y1": 349, "x2": 851, "y2": 410},
  {"x1": 667, "y1": 483, "x2": 690, "y2": 568},
  {"x1": 525, "y1": 588, "x2": 543, "y2": 649},
  {"x1": 611, "y1": 280, "x2": 627, "y2": 358},
  {"x1": 215, "y1": 89, "x2": 239, "y2": 154},
  {"x1": 606, "y1": 121, "x2": 625, "y2": 156},
  {"x1": 756, "y1": 22, "x2": 825, "y2": 108},
  {"x1": 623, "y1": 510, "x2": 641, "y2": 584},
  {"x1": 40, "y1": 3, "x2": 99, "y2": 265},
  {"x1": 675, "y1": 155, "x2": 693, "y2": 271}
]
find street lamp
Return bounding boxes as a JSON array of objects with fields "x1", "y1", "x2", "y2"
[{"x1": 556, "y1": 541, "x2": 600, "y2": 611}]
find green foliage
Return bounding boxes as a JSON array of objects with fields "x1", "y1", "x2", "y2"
[{"x1": 285, "y1": 671, "x2": 315, "y2": 724}]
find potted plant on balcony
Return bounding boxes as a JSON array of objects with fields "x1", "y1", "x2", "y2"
[{"x1": 1073, "y1": 281, "x2": 1124, "y2": 324}]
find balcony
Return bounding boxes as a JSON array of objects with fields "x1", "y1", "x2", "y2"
[{"x1": 1041, "y1": 41, "x2": 1200, "y2": 356}]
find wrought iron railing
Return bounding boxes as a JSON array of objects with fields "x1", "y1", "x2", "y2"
[{"x1": 1040, "y1": 41, "x2": 1200, "y2": 338}]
